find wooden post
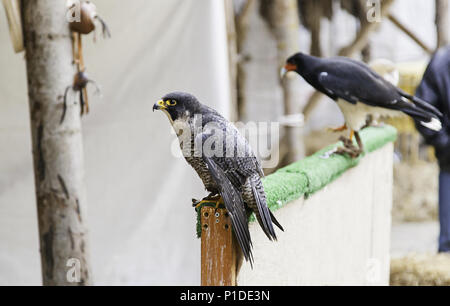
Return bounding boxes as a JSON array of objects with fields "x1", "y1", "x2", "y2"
[
  {"x1": 22, "y1": 0, "x2": 91, "y2": 285},
  {"x1": 200, "y1": 206, "x2": 237, "y2": 286}
]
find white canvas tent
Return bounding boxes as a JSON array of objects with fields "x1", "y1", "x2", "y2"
[{"x1": 0, "y1": 0, "x2": 231, "y2": 285}]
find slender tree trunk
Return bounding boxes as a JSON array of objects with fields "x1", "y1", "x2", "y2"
[
  {"x1": 22, "y1": 0, "x2": 91, "y2": 286},
  {"x1": 261, "y1": 0, "x2": 304, "y2": 164},
  {"x1": 309, "y1": 0, "x2": 323, "y2": 57},
  {"x1": 235, "y1": 0, "x2": 255, "y2": 121},
  {"x1": 436, "y1": 0, "x2": 449, "y2": 48},
  {"x1": 225, "y1": 0, "x2": 239, "y2": 122}
]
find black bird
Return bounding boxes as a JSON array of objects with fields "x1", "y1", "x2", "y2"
[
  {"x1": 153, "y1": 92, "x2": 283, "y2": 265},
  {"x1": 284, "y1": 53, "x2": 443, "y2": 157}
]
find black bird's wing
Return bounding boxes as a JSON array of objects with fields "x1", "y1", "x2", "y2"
[
  {"x1": 330, "y1": 57, "x2": 443, "y2": 119},
  {"x1": 316, "y1": 61, "x2": 401, "y2": 106},
  {"x1": 316, "y1": 60, "x2": 443, "y2": 123}
]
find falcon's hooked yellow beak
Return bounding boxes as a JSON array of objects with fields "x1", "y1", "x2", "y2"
[{"x1": 153, "y1": 100, "x2": 168, "y2": 112}]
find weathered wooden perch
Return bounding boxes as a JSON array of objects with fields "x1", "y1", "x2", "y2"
[{"x1": 200, "y1": 206, "x2": 237, "y2": 286}]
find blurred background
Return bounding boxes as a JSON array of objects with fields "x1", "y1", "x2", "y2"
[{"x1": 0, "y1": 0, "x2": 449, "y2": 285}]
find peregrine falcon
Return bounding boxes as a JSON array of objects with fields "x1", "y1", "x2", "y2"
[
  {"x1": 284, "y1": 53, "x2": 443, "y2": 157},
  {"x1": 153, "y1": 92, "x2": 283, "y2": 265}
]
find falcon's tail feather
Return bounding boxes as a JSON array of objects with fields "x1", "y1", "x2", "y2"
[
  {"x1": 269, "y1": 210, "x2": 284, "y2": 232},
  {"x1": 203, "y1": 156, "x2": 254, "y2": 266},
  {"x1": 250, "y1": 175, "x2": 282, "y2": 241}
]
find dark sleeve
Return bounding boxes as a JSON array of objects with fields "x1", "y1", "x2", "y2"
[{"x1": 414, "y1": 58, "x2": 450, "y2": 152}]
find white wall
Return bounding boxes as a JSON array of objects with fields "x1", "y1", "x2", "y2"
[{"x1": 238, "y1": 144, "x2": 393, "y2": 286}]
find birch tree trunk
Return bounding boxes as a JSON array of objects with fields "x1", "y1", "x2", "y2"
[
  {"x1": 261, "y1": 0, "x2": 304, "y2": 164},
  {"x1": 436, "y1": 0, "x2": 449, "y2": 48},
  {"x1": 22, "y1": 0, "x2": 91, "y2": 286},
  {"x1": 235, "y1": 0, "x2": 255, "y2": 121},
  {"x1": 225, "y1": 0, "x2": 239, "y2": 122}
]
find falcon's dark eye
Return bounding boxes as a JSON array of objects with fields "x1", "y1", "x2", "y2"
[{"x1": 166, "y1": 100, "x2": 177, "y2": 106}]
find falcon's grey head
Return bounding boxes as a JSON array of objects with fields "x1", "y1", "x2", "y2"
[{"x1": 153, "y1": 91, "x2": 201, "y2": 122}]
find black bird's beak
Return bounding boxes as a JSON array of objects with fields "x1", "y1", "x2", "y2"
[
  {"x1": 281, "y1": 63, "x2": 297, "y2": 77},
  {"x1": 285, "y1": 63, "x2": 297, "y2": 72},
  {"x1": 153, "y1": 100, "x2": 167, "y2": 112}
]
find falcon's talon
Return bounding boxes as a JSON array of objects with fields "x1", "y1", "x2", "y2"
[
  {"x1": 205, "y1": 193, "x2": 221, "y2": 201},
  {"x1": 194, "y1": 200, "x2": 211, "y2": 210},
  {"x1": 215, "y1": 197, "x2": 224, "y2": 210},
  {"x1": 193, "y1": 196, "x2": 224, "y2": 211}
]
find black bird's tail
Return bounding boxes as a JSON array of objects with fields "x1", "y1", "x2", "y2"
[{"x1": 397, "y1": 90, "x2": 443, "y2": 131}]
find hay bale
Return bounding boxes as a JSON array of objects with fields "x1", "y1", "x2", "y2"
[
  {"x1": 390, "y1": 253, "x2": 450, "y2": 286},
  {"x1": 393, "y1": 161, "x2": 438, "y2": 222}
]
